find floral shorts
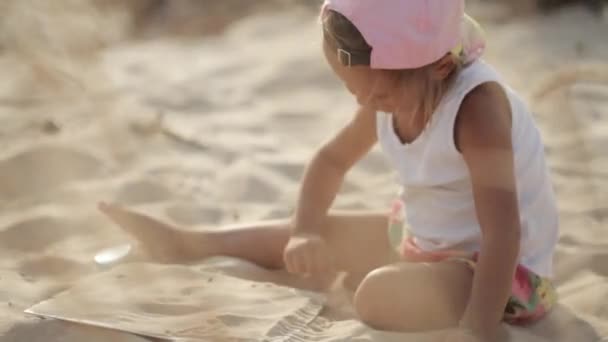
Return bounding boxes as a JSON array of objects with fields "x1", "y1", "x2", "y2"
[
  {"x1": 451, "y1": 253, "x2": 558, "y2": 325},
  {"x1": 397, "y1": 237, "x2": 557, "y2": 325},
  {"x1": 388, "y1": 200, "x2": 557, "y2": 324}
]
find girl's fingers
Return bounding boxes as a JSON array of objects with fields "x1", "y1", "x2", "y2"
[
  {"x1": 314, "y1": 247, "x2": 331, "y2": 275},
  {"x1": 285, "y1": 241, "x2": 333, "y2": 277},
  {"x1": 284, "y1": 251, "x2": 298, "y2": 274}
]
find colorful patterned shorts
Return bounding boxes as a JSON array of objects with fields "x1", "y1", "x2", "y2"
[
  {"x1": 388, "y1": 200, "x2": 557, "y2": 324},
  {"x1": 397, "y1": 237, "x2": 557, "y2": 325},
  {"x1": 452, "y1": 254, "x2": 558, "y2": 325}
]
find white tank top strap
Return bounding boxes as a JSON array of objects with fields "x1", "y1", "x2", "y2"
[{"x1": 430, "y1": 60, "x2": 505, "y2": 156}]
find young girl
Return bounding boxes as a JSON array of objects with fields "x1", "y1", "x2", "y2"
[{"x1": 99, "y1": 1, "x2": 560, "y2": 340}]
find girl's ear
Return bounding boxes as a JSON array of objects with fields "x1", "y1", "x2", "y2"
[{"x1": 431, "y1": 54, "x2": 456, "y2": 80}]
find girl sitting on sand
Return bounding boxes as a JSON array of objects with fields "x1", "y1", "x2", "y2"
[{"x1": 99, "y1": 1, "x2": 560, "y2": 341}]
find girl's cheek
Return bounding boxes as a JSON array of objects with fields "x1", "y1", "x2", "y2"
[
  {"x1": 353, "y1": 84, "x2": 374, "y2": 106},
  {"x1": 391, "y1": 82, "x2": 419, "y2": 111},
  {"x1": 368, "y1": 84, "x2": 394, "y2": 109}
]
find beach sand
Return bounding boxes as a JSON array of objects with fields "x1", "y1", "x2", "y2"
[{"x1": 0, "y1": 1, "x2": 607, "y2": 341}]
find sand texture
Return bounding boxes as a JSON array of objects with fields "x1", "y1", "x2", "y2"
[{"x1": 1, "y1": 1, "x2": 607, "y2": 341}]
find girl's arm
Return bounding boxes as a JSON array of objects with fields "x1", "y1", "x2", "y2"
[
  {"x1": 455, "y1": 82, "x2": 522, "y2": 340},
  {"x1": 293, "y1": 104, "x2": 378, "y2": 235}
]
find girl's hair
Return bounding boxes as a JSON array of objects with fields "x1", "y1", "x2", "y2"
[{"x1": 322, "y1": 9, "x2": 463, "y2": 126}]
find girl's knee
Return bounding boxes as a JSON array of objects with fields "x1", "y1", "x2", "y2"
[
  {"x1": 353, "y1": 266, "x2": 400, "y2": 329},
  {"x1": 353, "y1": 262, "x2": 471, "y2": 332}
]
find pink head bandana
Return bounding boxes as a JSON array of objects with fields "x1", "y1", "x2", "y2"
[{"x1": 321, "y1": 0, "x2": 486, "y2": 69}]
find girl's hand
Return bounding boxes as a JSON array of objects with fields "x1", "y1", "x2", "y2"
[{"x1": 283, "y1": 233, "x2": 334, "y2": 276}]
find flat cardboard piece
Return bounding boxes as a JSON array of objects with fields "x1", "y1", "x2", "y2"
[{"x1": 25, "y1": 264, "x2": 323, "y2": 341}]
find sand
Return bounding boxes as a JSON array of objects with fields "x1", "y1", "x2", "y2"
[{"x1": 0, "y1": 1, "x2": 607, "y2": 341}]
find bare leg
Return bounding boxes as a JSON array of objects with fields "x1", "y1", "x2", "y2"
[
  {"x1": 98, "y1": 202, "x2": 395, "y2": 283},
  {"x1": 98, "y1": 202, "x2": 290, "y2": 267},
  {"x1": 354, "y1": 261, "x2": 475, "y2": 332},
  {"x1": 99, "y1": 202, "x2": 483, "y2": 334}
]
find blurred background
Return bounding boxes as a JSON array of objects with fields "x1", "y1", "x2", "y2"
[{"x1": 0, "y1": 1, "x2": 607, "y2": 341}]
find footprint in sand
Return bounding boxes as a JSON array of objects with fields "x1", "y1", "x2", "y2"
[
  {"x1": 0, "y1": 145, "x2": 103, "y2": 201},
  {"x1": 0, "y1": 216, "x2": 82, "y2": 253},
  {"x1": 590, "y1": 253, "x2": 608, "y2": 277},
  {"x1": 18, "y1": 255, "x2": 90, "y2": 279}
]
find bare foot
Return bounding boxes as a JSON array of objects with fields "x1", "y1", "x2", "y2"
[{"x1": 98, "y1": 202, "x2": 200, "y2": 263}]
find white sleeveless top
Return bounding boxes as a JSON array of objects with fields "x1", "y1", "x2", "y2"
[{"x1": 377, "y1": 60, "x2": 559, "y2": 277}]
